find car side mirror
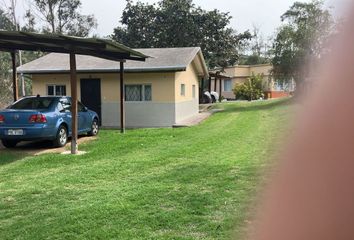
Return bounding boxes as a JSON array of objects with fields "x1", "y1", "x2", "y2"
[{"x1": 84, "y1": 107, "x2": 88, "y2": 112}]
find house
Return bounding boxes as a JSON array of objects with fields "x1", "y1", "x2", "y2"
[
  {"x1": 18, "y1": 47, "x2": 209, "y2": 128},
  {"x1": 209, "y1": 64, "x2": 295, "y2": 100}
]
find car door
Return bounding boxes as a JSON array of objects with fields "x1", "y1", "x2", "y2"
[
  {"x1": 78, "y1": 102, "x2": 90, "y2": 133},
  {"x1": 58, "y1": 98, "x2": 72, "y2": 134}
]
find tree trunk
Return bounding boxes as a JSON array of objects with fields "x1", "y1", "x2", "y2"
[{"x1": 48, "y1": 2, "x2": 56, "y2": 32}]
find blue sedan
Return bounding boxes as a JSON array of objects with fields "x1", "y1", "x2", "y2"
[{"x1": 0, "y1": 96, "x2": 99, "y2": 148}]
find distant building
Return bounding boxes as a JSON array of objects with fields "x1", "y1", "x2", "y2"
[{"x1": 210, "y1": 64, "x2": 295, "y2": 100}]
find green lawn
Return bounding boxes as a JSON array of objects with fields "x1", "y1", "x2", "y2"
[{"x1": 0, "y1": 99, "x2": 293, "y2": 240}]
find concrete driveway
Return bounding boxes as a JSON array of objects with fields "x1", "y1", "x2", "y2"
[{"x1": 0, "y1": 136, "x2": 97, "y2": 156}]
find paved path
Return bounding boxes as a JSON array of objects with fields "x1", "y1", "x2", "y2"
[
  {"x1": 173, "y1": 108, "x2": 225, "y2": 127},
  {"x1": 173, "y1": 112, "x2": 212, "y2": 128}
]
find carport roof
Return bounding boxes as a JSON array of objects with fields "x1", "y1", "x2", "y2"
[{"x1": 0, "y1": 30, "x2": 148, "y2": 61}]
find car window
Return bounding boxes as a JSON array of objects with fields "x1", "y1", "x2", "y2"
[
  {"x1": 59, "y1": 99, "x2": 71, "y2": 112},
  {"x1": 10, "y1": 98, "x2": 54, "y2": 110},
  {"x1": 57, "y1": 102, "x2": 64, "y2": 112},
  {"x1": 78, "y1": 102, "x2": 86, "y2": 112}
]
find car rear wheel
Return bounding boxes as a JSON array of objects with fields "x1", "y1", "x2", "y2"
[
  {"x1": 88, "y1": 118, "x2": 99, "y2": 136},
  {"x1": 1, "y1": 140, "x2": 18, "y2": 148},
  {"x1": 53, "y1": 125, "x2": 68, "y2": 147}
]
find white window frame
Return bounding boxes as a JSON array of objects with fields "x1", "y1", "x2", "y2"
[
  {"x1": 224, "y1": 79, "x2": 232, "y2": 92},
  {"x1": 125, "y1": 84, "x2": 152, "y2": 102},
  {"x1": 192, "y1": 84, "x2": 196, "y2": 98},
  {"x1": 181, "y1": 84, "x2": 186, "y2": 96},
  {"x1": 47, "y1": 84, "x2": 66, "y2": 96}
]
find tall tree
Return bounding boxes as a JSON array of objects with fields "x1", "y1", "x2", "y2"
[
  {"x1": 239, "y1": 25, "x2": 272, "y2": 65},
  {"x1": 29, "y1": 0, "x2": 97, "y2": 37},
  {"x1": 112, "y1": 0, "x2": 251, "y2": 68},
  {"x1": 7, "y1": 0, "x2": 27, "y2": 96},
  {"x1": 271, "y1": 0, "x2": 334, "y2": 91},
  {"x1": 0, "y1": 9, "x2": 15, "y2": 107}
]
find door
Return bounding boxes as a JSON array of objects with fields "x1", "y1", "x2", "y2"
[{"x1": 80, "y1": 79, "x2": 101, "y2": 125}]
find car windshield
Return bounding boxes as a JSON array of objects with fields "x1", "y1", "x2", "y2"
[{"x1": 9, "y1": 98, "x2": 54, "y2": 110}]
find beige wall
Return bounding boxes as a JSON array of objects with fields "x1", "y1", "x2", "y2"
[
  {"x1": 30, "y1": 61, "x2": 201, "y2": 127},
  {"x1": 224, "y1": 66, "x2": 250, "y2": 77},
  {"x1": 32, "y1": 72, "x2": 176, "y2": 103},
  {"x1": 249, "y1": 65, "x2": 272, "y2": 76},
  {"x1": 175, "y1": 62, "x2": 200, "y2": 103},
  {"x1": 31, "y1": 68, "x2": 202, "y2": 104}
]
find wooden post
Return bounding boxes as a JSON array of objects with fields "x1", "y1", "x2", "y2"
[
  {"x1": 70, "y1": 53, "x2": 78, "y2": 154},
  {"x1": 120, "y1": 61, "x2": 125, "y2": 133},
  {"x1": 200, "y1": 77, "x2": 204, "y2": 101},
  {"x1": 11, "y1": 51, "x2": 18, "y2": 102},
  {"x1": 219, "y1": 77, "x2": 222, "y2": 102},
  {"x1": 208, "y1": 76, "x2": 212, "y2": 93},
  {"x1": 214, "y1": 76, "x2": 217, "y2": 92}
]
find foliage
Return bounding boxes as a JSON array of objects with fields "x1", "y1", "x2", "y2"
[
  {"x1": 112, "y1": 0, "x2": 252, "y2": 68},
  {"x1": 28, "y1": 0, "x2": 97, "y2": 37},
  {"x1": 0, "y1": 7, "x2": 44, "y2": 106},
  {"x1": 0, "y1": 99, "x2": 292, "y2": 239},
  {"x1": 233, "y1": 73, "x2": 264, "y2": 101},
  {"x1": 0, "y1": 9, "x2": 15, "y2": 107},
  {"x1": 271, "y1": 0, "x2": 334, "y2": 88},
  {"x1": 0, "y1": 8, "x2": 15, "y2": 31},
  {"x1": 238, "y1": 54, "x2": 270, "y2": 65},
  {"x1": 238, "y1": 25, "x2": 272, "y2": 65}
]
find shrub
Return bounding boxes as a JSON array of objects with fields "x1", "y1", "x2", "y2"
[{"x1": 233, "y1": 73, "x2": 264, "y2": 101}]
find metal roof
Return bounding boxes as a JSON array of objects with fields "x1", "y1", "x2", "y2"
[
  {"x1": 18, "y1": 47, "x2": 209, "y2": 77},
  {"x1": 0, "y1": 31, "x2": 148, "y2": 61}
]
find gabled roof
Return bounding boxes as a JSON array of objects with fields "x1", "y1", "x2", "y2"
[{"x1": 18, "y1": 47, "x2": 209, "y2": 77}]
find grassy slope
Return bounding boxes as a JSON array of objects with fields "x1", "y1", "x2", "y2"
[{"x1": 0, "y1": 99, "x2": 292, "y2": 240}]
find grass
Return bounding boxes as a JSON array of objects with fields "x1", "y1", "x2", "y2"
[{"x1": 0, "y1": 99, "x2": 293, "y2": 240}]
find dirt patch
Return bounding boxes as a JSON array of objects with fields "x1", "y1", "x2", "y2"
[{"x1": 0, "y1": 136, "x2": 97, "y2": 156}]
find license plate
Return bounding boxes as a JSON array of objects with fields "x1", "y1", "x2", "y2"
[{"x1": 7, "y1": 129, "x2": 24, "y2": 136}]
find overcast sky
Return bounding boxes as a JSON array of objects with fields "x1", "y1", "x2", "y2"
[
  {"x1": 79, "y1": 0, "x2": 351, "y2": 38},
  {"x1": 14, "y1": 0, "x2": 353, "y2": 38}
]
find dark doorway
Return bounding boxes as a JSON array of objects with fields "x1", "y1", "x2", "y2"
[{"x1": 80, "y1": 79, "x2": 101, "y2": 125}]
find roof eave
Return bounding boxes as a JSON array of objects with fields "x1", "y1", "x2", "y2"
[{"x1": 17, "y1": 67, "x2": 187, "y2": 75}]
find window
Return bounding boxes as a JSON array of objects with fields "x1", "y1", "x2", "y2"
[
  {"x1": 224, "y1": 79, "x2": 232, "y2": 92},
  {"x1": 192, "y1": 85, "x2": 196, "y2": 98},
  {"x1": 125, "y1": 84, "x2": 152, "y2": 102},
  {"x1": 181, "y1": 84, "x2": 186, "y2": 96},
  {"x1": 47, "y1": 85, "x2": 66, "y2": 96}
]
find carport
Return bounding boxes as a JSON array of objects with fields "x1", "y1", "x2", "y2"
[
  {"x1": 209, "y1": 71, "x2": 232, "y2": 102},
  {"x1": 0, "y1": 30, "x2": 148, "y2": 154}
]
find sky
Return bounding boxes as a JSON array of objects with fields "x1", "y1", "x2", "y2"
[
  {"x1": 12, "y1": 0, "x2": 353, "y2": 38},
  {"x1": 80, "y1": 0, "x2": 351, "y2": 38}
]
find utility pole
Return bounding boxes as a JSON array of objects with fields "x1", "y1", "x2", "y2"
[{"x1": 10, "y1": 0, "x2": 26, "y2": 97}]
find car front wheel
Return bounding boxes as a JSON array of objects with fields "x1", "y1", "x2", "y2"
[
  {"x1": 1, "y1": 139, "x2": 18, "y2": 148},
  {"x1": 53, "y1": 125, "x2": 68, "y2": 147},
  {"x1": 88, "y1": 119, "x2": 99, "y2": 136}
]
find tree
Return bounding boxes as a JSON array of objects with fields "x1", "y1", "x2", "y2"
[
  {"x1": 112, "y1": 0, "x2": 251, "y2": 68},
  {"x1": 0, "y1": 9, "x2": 15, "y2": 107},
  {"x1": 238, "y1": 25, "x2": 272, "y2": 65},
  {"x1": 271, "y1": 0, "x2": 334, "y2": 91},
  {"x1": 29, "y1": 0, "x2": 97, "y2": 37},
  {"x1": 233, "y1": 73, "x2": 264, "y2": 101}
]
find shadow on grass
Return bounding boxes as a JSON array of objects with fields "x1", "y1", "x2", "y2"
[
  {"x1": 0, "y1": 151, "x2": 28, "y2": 166},
  {"x1": 0, "y1": 140, "x2": 53, "y2": 166},
  {"x1": 219, "y1": 98, "x2": 295, "y2": 114}
]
